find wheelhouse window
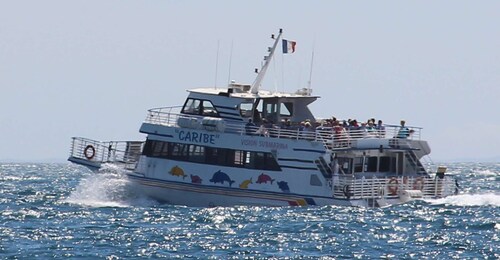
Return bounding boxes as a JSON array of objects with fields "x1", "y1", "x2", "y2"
[
  {"x1": 181, "y1": 98, "x2": 219, "y2": 117},
  {"x1": 280, "y1": 102, "x2": 293, "y2": 117},
  {"x1": 239, "y1": 101, "x2": 254, "y2": 118}
]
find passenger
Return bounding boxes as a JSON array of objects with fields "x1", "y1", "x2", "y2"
[
  {"x1": 397, "y1": 120, "x2": 410, "y2": 139},
  {"x1": 342, "y1": 120, "x2": 349, "y2": 129},
  {"x1": 302, "y1": 121, "x2": 315, "y2": 140},
  {"x1": 333, "y1": 124, "x2": 348, "y2": 147},
  {"x1": 349, "y1": 119, "x2": 361, "y2": 139},
  {"x1": 375, "y1": 120, "x2": 386, "y2": 137},
  {"x1": 245, "y1": 119, "x2": 256, "y2": 135},
  {"x1": 256, "y1": 119, "x2": 270, "y2": 137},
  {"x1": 253, "y1": 109, "x2": 261, "y2": 124},
  {"x1": 366, "y1": 120, "x2": 377, "y2": 137},
  {"x1": 359, "y1": 122, "x2": 368, "y2": 138}
]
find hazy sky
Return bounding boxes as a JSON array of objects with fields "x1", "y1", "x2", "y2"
[{"x1": 1, "y1": 1, "x2": 499, "y2": 162}]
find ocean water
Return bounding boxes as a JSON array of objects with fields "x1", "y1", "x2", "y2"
[{"x1": 0, "y1": 163, "x2": 499, "y2": 259}]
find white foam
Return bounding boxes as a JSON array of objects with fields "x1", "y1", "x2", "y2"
[
  {"x1": 65, "y1": 164, "x2": 157, "y2": 208},
  {"x1": 473, "y1": 169, "x2": 499, "y2": 177},
  {"x1": 426, "y1": 193, "x2": 500, "y2": 207}
]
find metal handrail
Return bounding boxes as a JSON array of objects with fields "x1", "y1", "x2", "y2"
[
  {"x1": 143, "y1": 106, "x2": 424, "y2": 149},
  {"x1": 69, "y1": 137, "x2": 144, "y2": 169},
  {"x1": 333, "y1": 175, "x2": 456, "y2": 200}
]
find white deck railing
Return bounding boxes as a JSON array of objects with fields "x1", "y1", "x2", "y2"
[
  {"x1": 144, "y1": 106, "x2": 423, "y2": 149},
  {"x1": 333, "y1": 175, "x2": 457, "y2": 200},
  {"x1": 69, "y1": 137, "x2": 144, "y2": 170}
]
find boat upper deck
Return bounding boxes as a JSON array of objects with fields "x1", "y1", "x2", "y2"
[{"x1": 143, "y1": 106, "x2": 424, "y2": 151}]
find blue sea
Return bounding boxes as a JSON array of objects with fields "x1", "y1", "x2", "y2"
[{"x1": 1, "y1": 163, "x2": 499, "y2": 259}]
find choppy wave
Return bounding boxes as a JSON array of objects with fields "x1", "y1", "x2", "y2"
[
  {"x1": 426, "y1": 193, "x2": 500, "y2": 207},
  {"x1": 1, "y1": 162, "x2": 499, "y2": 258}
]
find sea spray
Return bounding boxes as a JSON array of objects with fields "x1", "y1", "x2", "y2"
[
  {"x1": 425, "y1": 193, "x2": 500, "y2": 207},
  {"x1": 64, "y1": 163, "x2": 157, "y2": 207}
]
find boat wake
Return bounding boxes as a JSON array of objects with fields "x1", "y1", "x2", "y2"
[
  {"x1": 425, "y1": 193, "x2": 500, "y2": 207},
  {"x1": 65, "y1": 164, "x2": 158, "y2": 208}
]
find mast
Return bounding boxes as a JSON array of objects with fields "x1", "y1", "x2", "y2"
[
  {"x1": 307, "y1": 49, "x2": 315, "y2": 96},
  {"x1": 250, "y1": 29, "x2": 283, "y2": 94}
]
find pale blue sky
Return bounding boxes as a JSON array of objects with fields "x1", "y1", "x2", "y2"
[{"x1": 0, "y1": 1, "x2": 499, "y2": 162}]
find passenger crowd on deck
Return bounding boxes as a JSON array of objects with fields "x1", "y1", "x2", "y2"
[{"x1": 245, "y1": 115, "x2": 414, "y2": 141}]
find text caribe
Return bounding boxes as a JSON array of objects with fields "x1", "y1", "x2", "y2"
[{"x1": 178, "y1": 130, "x2": 217, "y2": 144}]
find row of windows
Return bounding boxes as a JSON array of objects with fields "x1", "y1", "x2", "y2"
[
  {"x1": 142, "y1": 140, "x2": 282, "y2": 171},
  {"x1": 337, "y1": 156, "x2": 396, "y2": 174}
]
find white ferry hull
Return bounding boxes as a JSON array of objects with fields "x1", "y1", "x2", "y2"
[
  {"x1": 125, "y1": 173, "x2": 424, "y2": 207},
  {"x1": 127, "y1": 173, "x2": 353, "y2": 207}
]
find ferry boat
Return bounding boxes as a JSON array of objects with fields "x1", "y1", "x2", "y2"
[{"x1": 68, "y1": 30, "x2": 458, "y2": 207}]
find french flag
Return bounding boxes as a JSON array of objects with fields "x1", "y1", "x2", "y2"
[{"x1": 282, "y1": 39, "x2": 296, "y2": 54}]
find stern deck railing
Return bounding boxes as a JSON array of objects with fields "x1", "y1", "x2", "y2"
[
  {"x1": 69, "y1": 137, "x2": 144, "y2": 170},
  {"x1": 333, "y1": 175, "x2": 457, "y2": 200}
]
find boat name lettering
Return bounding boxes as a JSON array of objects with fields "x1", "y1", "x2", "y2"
[
  {"x1": 178, "y1": 130, "x2": 217, "y2": 144},
  {"x1": 241, "y1": 139, "x2": 288, "y2": 150}
]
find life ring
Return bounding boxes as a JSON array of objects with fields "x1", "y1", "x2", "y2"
[
  {"x1": 387, "y1": 177, "x2": 399, "y2": 195},
  {"x1": 413, "y1": 177, "x2": 424, "y2": 191},
  {"x1": 84, "y1": 145, "x2": 96, "y2": 160},
  {"x1": 342, "y1": 185, "x2": 352, "y2": 199}
]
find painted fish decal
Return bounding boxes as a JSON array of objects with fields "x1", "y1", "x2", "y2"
[
  {"x1": 209, "y1": 170, "x2": 235, "y2": 187},
  {"x1": 169, "y1": 166, "x2": 186, "y2": 179},
  {"x1": 256, "y1": 173, "x2": 275, "y2": 184},
  {"x1": 277, "y1": 181, "x2": 290, "y2": 193},
  {"x1": 239, "y1": 178, "x2": 253, "y2": 189},
  {"x1": 190, "y1": 174, "x2": 202, "y2": 184}
]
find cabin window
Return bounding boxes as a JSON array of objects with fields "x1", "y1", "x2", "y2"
[
  {"x1": 280, "y1": 102, "x2": 293, "y2": 117},
  {"x1": 181, "y1": 98, "x2": 219, "y2": 117},
  {"x1": 234, "y1": 151, "x2": 244, "y2": 166},
  {"x1": 188, "y1": 145, "x2": 205, "y2": 163},
  {"x1": 152, "y1": 141, "x2": 166, "y2": 157},
  {"x1": 239, "y1": 102, "x2": 253, "y2": 117},
  {"x1": 169, "y1": 143, "x2": 188, "y2": 160},
  {"x1": 337, "y1": 157, "x2": 352, "y2": 174},
  {"x1": 263, "y1": 99, "x2": 279, "y2": 123},
  {"x1": 354, "y1": 157, "x2": 364, "y2": 173},
  {"x1": 366, "y1": 157, "x2": 378, "y2": 172},
  {"x1": 182, "y1": 98, "x2": 201, "y2": 114},
  {"x1": 201, "y1": 100, "x2": 217, "y2": 116},
  {"x1": 379, "y1": 156, "x2": 395, "y2": 172}
]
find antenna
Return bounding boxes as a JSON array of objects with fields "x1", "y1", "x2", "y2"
[
  {"x1": 214, "y1": 40, "x2": 220, "y2": 89},
  {"x1": 227, "y1": 40, "x2": 234, "y2": 86},
  {"x1": 307, "y1": 44, "x2": 315, "y2": 96}
]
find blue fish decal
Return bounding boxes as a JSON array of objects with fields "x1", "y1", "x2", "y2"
[
  {"x1": 209, "y1": 170, "x2": 235, "y2": 187},
  {"x1": 277, "y1": 181, "x2": 290, "y2": 193}
]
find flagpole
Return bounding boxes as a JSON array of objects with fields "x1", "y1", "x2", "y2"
[{"x1": 281, "y1": 50, "x2": 285, "y2": 94}]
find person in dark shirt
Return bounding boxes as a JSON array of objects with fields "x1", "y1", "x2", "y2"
[{"x1": 245, "y1": 119, "x2": 256, "y2": 135}]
